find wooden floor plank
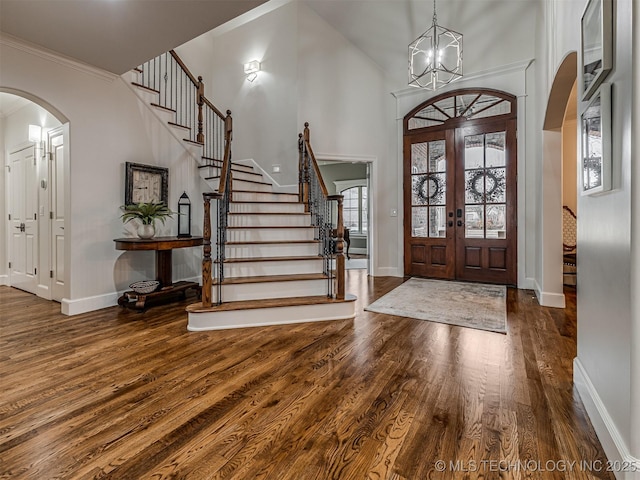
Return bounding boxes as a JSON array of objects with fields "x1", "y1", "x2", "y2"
[{"x1": 0, "y1": 276, "x2": 614, "y2": 479}]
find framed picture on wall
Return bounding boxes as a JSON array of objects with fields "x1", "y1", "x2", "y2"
[
  {"x1": 125, "y1": 162, "x2": 169, "y2": 205},
  {"x1": 580, "y1": 83, "x2": 611, "y2": 195},
  {"x1": 580, "y1": 0, "x2": 612, "y2": 101}
]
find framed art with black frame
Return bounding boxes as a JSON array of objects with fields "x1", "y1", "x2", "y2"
[
  {"x1": 581, "y1": 83, "x2": 611, "y2": 195},
  {"x1": 124, "y1": 162, "x2": 169, "y2": 206},
  {"x1": 580, "y1": 0, "x2": 612, "y2": 101}
]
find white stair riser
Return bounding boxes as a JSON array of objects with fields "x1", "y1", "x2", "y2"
[
  {"x1": 227, "y1": 228, "x2": 315, "y2": 242},
  {"x1": 211, "y1": 279, "x2": 329, "y2": 302},
  {"x1": 232, "y1": 192, "x2": 299, "y2": 203},
  {"x1": 226, "y1": 243, "x2": 319, "y2": 258},
  {"x1": 150, "y1": 105, "x2": 176, "y2": 124},
  {"x1": 132, "y1": 85, "x2": 159, "y2": 105},
  {"x1": 223, "y1": 259, "x2": 324, "y2": 278},
  {"x1": 228, "y1": 214, "x2": 310, "y2": 227},
  {"x1": 230, "y1": 202, "x2": 304, "y2": 214},
  {"x1": 232, "y1": 171, "x2": 265, "y2": 182},
  {"x1": 201, "y1": 175, "x2": 220, "y2": 190},
  {"x1": 232, "y1": 179, "x2": 272, "y2": 192},
  {"x1": 188, "y1": 301, "x2": 356, "y2": 331}
]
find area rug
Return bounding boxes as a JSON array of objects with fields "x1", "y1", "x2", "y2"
[{"x1": 364, "y1": 277, "x2": 507, "y2": 334}]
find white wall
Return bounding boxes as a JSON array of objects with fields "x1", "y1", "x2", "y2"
[
  {"x1": 540, "y1": 0, "x2": 638, "y2": 473},
  {"x1": 177, "y1": 1, "x2": 396, "y2": 274},
  {"x1": 0, "y1": 37, "x2": 207, "y2": 314}
]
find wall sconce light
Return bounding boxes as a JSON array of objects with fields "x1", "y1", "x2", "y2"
[
  {"x1": 243, "y1": 60, "x2": 260, "y2": 82},
  {"x1": 177, "y1": 191, "x2": 192, "y2": 238},
  {"x1": 28, "y1": 124, "x2": 42, "y2": 143}
]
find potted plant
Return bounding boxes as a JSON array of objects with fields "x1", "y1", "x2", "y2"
[{"x1": 120, "y1": 202, "x2": 176, "y2": 239}]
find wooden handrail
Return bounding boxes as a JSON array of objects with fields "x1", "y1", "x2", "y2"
[
  {"x1": 203, "y1": 96, "x2": 226, "y2": 120},
  {"x1": 301, "y1": 122, "x2": 345, "y2": 301},
  {"x1": 217, "y1": 111, "x2": 233, "y2": 196},
  {"x1": 303, "y1": 123, "x2": 328, "y2": 197},
  {"x1": 169, "y1": 50, "x2": 199, "y2": 87}
]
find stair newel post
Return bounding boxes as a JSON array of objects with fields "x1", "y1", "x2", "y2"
[
  {"x1": 197, "y1": 76, "x2": 205, "y2": 144},
  {"x1": 302, "y1": 123, "x2": 311, "y2": 213},
  {"x1": 298, "y1": 133, "x2": 304, "y2": 204},
  {"x1": 224, "y1": 110, "x2": 233, "y2": 201},
  {"x1": 334, "y1": 194, "x2": 346, "y2": 300},
  {"x1": 202, "y1": 193, "x2": 214, "y2": 308}
]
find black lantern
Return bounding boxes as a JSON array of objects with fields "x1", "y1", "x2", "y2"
[{"x1": 177, "y1": 191, "x2": 191, "y2": 237}]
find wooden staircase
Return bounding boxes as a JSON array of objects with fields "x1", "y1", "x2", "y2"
[{"x1": 128, "y1": 51, "x2": 356, "y2": 331}]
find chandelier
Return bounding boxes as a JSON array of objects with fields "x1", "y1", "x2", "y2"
[{"x1": 408, "y1": 0, "x2": 463, "y2": 90}]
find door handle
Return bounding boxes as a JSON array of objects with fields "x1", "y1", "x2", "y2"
[
  {"x1": 15, "y1": 223, "x2": 26, "y2": 232},
  {"x1": 457, "y1": 220, "x2": 464, "y2": 227},
  {"x1": 448, "y1": 221, "x2": 453, "y2": 227}
]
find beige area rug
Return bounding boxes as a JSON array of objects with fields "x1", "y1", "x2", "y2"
[{"x1": 364, "y1": 277, "x2": 507, "y2": 334}]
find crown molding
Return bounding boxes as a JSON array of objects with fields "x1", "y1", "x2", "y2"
[
  {"x1": 0, "y1": 33, "x2": 118, "y2": 82},
  {"x1": 391, "y1": 59, "x2": 535, "y2": 99}
]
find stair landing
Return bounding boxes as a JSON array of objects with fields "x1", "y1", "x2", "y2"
[{"x1": 187, "y1": 294, "x2": 357, "y2": 331}]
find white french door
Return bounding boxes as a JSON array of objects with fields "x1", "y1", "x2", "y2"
[
  {"x1": 9, "y1": 145, "x2": 39, "y2": 294},
  {"x1": 48, "y1": 128, "x2": 66, "y2": 301}
]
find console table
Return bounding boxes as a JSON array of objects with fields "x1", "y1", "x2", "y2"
[{"x1": 114, "y1": 236, "x2": 203, "y2": 310}]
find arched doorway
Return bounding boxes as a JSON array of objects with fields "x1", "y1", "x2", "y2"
[
  {"x1": 0, "y1": 88, "x2": 69, "y2": 303},
  {"x1": 403, "y1": 88, "x2": 517, "y2": 285},
  {"x1": 539, "y1": 52, "x2": 577, "y2": 308}
]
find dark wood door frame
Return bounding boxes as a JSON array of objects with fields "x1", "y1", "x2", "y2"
[{"x1": 403, "y1": 88, "x2": 518, "y2": 285}]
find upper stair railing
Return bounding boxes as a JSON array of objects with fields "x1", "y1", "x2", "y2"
[
  {"x1": 137, "y1": 50, "x2": 229, "y2": 164},
  {"x1": 136, "y1": 50, "x2": 232, "y2": 308},
  {"x1": 299, "y1": 123, "x2": 345, "y2": 300}
]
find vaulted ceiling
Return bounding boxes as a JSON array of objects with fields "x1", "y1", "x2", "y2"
[
  {"x1": 0, "y1": 0, "x2": 268, "y2": 75},
  {"x1": 1, "y1": 0, "x2": 538, "y2": 89}
]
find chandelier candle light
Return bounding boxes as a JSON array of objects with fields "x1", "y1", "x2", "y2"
[{"x1": 408, "y1": 0, "x2": 463, "y2": 90}]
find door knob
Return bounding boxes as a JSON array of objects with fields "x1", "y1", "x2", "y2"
[
  {"x1": 457, "y1": 220, "x2": 464, "y2": 227},
  {"x1": 448, "y1": 221, "x2": 453, "y2": 227}
]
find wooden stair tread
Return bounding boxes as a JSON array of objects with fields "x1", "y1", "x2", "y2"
[
  {"x1": 228, "y1": 212, "x2": 310, "y2": 216},
  {"x1": 233, "y1": 178, "x2": 272, "y2": 186},
  {"x1": 231, "y1": 201, "x2": 302, "y2": 205},
  {"x1": 131, "y1": 82, "x2": 159, "y2": 93},
  {"x1": 213, "y1": 273, "x2": 331, "y2": 285},
  {"x1": 224, "y1": 240, "x2": 320, "y2": 245},
  {"x1": 186, "y1": 294, "x2": 356, "y2": 313},
  {"x1": 216, "y1": 255, "x2": 322, "y2": 263},
  {"x1": 232, "y1": 190, "x2": 298, "y2": 196},
  {"x1": 150, "y1": 103, "x2": 176, "y2": 113},
  {"x1": 183, "y1": 138, "x2": 204, "y2": 146},
  {"x1": 226, "y1": 225, "x2": 314, "y2": 229},
  {"x1": 169, "y1": 121, "x2": 190, "y2": 130}
]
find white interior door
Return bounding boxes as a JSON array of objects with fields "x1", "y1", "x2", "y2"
[
  {"x1": 49, "y1": 129, "x2": 65, "y2": 301},
  {"x1": 9, "y1": 146, "x2": 38, "y2": 294}
]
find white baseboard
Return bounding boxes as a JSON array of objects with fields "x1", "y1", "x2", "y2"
[
  {"x1": 37, "y1": 284, "x2": 52, "y2": 300},
  {"x1": 62, "y1": 292, "x2": 120, "y2": 316},
  {"x1": 533, "y1": 279, "x2": 566, "y2": 308},
  {"x1": 60, "y1": 277, "x2": 202, "y2": 316},
  {"x1": 0, "y1": 275, "x2": 8, "y2": 286},
  {"x1": 519, "y1": 276, "x2": 537, "y2": 290},
  {"x1": 574, "y1": 358, "x2": 640, "y2": 480},
  {"x1": 373, "y1": 267, "x2": 403, "y2": 277}
]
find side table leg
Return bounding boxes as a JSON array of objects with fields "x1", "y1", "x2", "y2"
[{"x1": 156, "y1": 250, "x2": 173, "y2": 288}]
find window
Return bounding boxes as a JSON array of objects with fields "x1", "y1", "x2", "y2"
[{"x1": 341, "y1": 186, "x2": 367, "y2": 234}]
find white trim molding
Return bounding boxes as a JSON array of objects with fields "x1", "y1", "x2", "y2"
[
  {"x1": 574, "y1": 359, "x2": 640, "y2": 480},
  {"x1": 61, "y1": 292, "x2": 120, "y2": 316},
  {"x1": 533, "y1": 279, "x2": 566, "y2": 308},
  {"x1": 0, "y1": 275, "x2": 8, "y2": 286},
  {"x1": 1, "y1": 33, "x2": 118, "y2": 82}
]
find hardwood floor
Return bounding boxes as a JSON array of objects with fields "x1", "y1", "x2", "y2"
[{"x1": 0, "y1": 275, "x2": 613, "y2": 479}]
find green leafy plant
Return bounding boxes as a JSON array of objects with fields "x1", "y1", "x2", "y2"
[{"x1": 120, "y1": 202, "x2": 176, "y2": 226}]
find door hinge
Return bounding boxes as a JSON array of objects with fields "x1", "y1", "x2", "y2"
[
  {"x1": 8, "y1": 214, "x2": 10, "y2": 220},
  {"x1": 5, "y1": 165, "x2": 10, "y2": 173},
  {"x1": 48, "y1": 152, "x2": 53, "y2": 161},
  {"x1": 8, "y1": 262, "x2": 11, "y2": 269},
  {"x1": 35, "y1": 268, "x2": 37, "y2": 275},
  {"x1": 50, "y1": 211, "x2": 53, "y2": 219},
  {"x1": 50, "y1": 270, "x2": 54, "y2": 279},
  {"x1": 34, "y1": 213, "x2": 37, "y2": 220}
]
